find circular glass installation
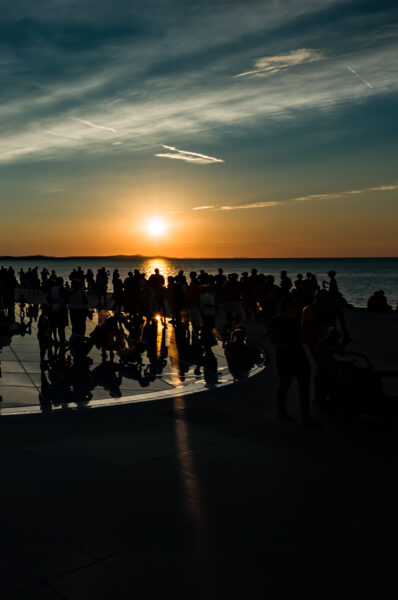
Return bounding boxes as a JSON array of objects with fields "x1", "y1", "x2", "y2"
[{"x1": 0, "y1": 311, "x2": 265, "y2": 416}]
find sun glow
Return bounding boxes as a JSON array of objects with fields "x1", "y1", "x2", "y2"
[{"x1": 146, "y1": 218, "x2": 167, "y2": 237}]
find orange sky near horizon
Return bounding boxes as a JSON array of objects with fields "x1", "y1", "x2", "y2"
[{"x1": 3, "y1": 188, "x2": 397, "y2": 258}]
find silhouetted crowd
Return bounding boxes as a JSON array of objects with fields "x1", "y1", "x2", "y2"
[
  {"x1": 0, "y1": 264, "x2": 396, "y2": 422},
  {"x1": 0, "y1": 264, "x2": 395, "y2": 318}
]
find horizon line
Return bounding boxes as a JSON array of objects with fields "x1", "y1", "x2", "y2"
[{"x1": 0, "y1": 254, "x2": 397, "y2": 261}]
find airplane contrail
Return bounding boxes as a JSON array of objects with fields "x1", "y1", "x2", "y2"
[
  {"x1": 161, "y1": 145, "x2": 224, "y2": 162},
  {"x1": 346, "y1": 66, "x2": 374, "y2": 89}
]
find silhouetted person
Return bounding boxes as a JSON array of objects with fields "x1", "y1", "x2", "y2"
[
  {"x1": 111, "y1": 273, "x2": 123, "y2": 313},
  {"x1": 37, "y1": 304, "x2": 53, "y2": 367},
  {"x1": 302, "y1": 289, "x2": 339, "y2": 413},
  {"x1": 86, "y1": 268, "x2": 94, "y2": 293},
  {"x1": 247, "y1": 268, "x2": 259, "y2": 319},
  {"x1": 223, "y1": 273, "x2": 242, "y2": 327},
  {"x1": 96, "y1": 267, "x2": 108, "y2": 307},
  {"x1": 123, "y1": 272, "x2": 137, "y2": 315},
  {"x1": 188, "y1": 272, "x2": 202, "y2": 332},
  {"x1": 200, "y1": 284, "x2": 216, "y2": 340},
  {"x1": 197, "y1": 269, "x2": 208, "y2": 285},
  {"x1": 270, "y1": 295, "x2": 311, "y2": 424},
  {"x1": 175, "y1": 270, "x2": 187, "y2": 285},
  {"x1": 294, "y1": 273, "x2": 303, "y2": 290},
  {"x1": 327, "y1": 270, "x2": 340, "y2": 299},
  {"x1": 224, "y1": 326, "x2": 254, "y2": 381},
  {"x1": 203, "y1": 348, "x2": 218, "y2": 387},
  {"x1": 367, "y1": 290, "x2": 392, "y2": 312},
  {"x1": 40, "y1": 268, "x2": 49, "y2": 290},
  {"x1": 280, "y1": 270, "x2": 292, "y2": 292},
  {"x1": 69, "y1": 279, "x2": 88, "y2": 336},
  {"x1": 48, "y1": 276, "x2": 68, "y2": 346},
  {"x1": 148, "y1": 268, "x2": 165, "y2": 316},
  {"x1": 173, "y1": 276, "x2": 188, "y2": 324}
]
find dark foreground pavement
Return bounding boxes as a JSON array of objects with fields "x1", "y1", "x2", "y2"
[{"x1": 1, "y1": 367, "x2": 398, "y2": 600}]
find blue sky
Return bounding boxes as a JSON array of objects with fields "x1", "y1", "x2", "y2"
[{"x1": 0, "y1": 0, "x2": 397, "y2": 256}]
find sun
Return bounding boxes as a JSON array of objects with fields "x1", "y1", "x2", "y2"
[{"x1": 146, "y1": 218, "x2": 167, "y2": 237}]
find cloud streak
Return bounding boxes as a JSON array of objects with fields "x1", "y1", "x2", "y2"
[
  {"x1": 292, "y1": 183, "x2": 397, "y2": 203},
  {"x1": 0, "y1": 3, "x2": 395, "y2": 166},
  {"x1": 73, "y1": 118, "x2": 117, "y2": 133},
  {"x1": 219, "y1": 201, "x2": 280, "y2": 210},
  {"x1": 154, "y1": 145, "x2": 224, "y2": 164},
  {"x1": 235, "y1": 48, "x2": 324, "y2": 78},
  {"x1": 346, "y1": 66, "x2": 374, "y2": 89},
  {"x1": 370, "y1": 184, "x2": 398, "y2": 191},
  {"x1": 186, "y1": 181, "x2": 398, "y2": 214}
]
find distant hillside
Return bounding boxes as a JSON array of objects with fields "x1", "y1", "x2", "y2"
[{"x1": 0, "y1": 254, "x2": 178, "y2": 260}]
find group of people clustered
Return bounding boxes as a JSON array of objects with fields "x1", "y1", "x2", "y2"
[{"x1": 0, "y1": 263, "x2": 393, "y2": 423}]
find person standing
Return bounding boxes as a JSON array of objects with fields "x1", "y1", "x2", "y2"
[
  {"x1": 69, "y1": 279, "x2": 89, "y2": 336},
  {"x1": 48, "y1": 277, "x2": 68, "y2": 346},
  {"x1": 37, "y1": 304, "x2": 53, "y2": 367}
]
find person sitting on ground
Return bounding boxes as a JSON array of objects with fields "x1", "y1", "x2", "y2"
[
  {"x1": 68, "y1": 332, "x2": 94, "y2": 368},
  {"x1": 224, "y1": 325, "x2": 258, "y2": 381},
  {"x1": 367, "y1": 290, "x2": 392, "y2": 312}
]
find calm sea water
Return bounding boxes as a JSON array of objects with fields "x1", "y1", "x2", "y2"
[{"x1": 1, "y1": 257, "x2": 397, "y2": 308}]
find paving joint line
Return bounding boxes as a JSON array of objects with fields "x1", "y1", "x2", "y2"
[{"x1": 8, "y1": 344, "x2": 41, "y2": 392}]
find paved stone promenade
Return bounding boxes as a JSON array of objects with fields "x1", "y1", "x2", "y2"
[
  {"x1": 1, "y1": 310, "x2": 398, "y2": 598},
  {"x1": 2, "y1": 360, "x2": 398, "y2": 599}
]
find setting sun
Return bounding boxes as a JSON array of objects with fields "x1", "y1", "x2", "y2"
[{"x1": 146, "y1": 218, "x2": 167, "y2": 237}]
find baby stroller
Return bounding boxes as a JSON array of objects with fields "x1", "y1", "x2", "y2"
[
  {"x1": 90, "y1": 316, "x2": 125, "y2": 361},
  {"x1": 118, "y1": 340, "x2": 145, "y2": 369}
]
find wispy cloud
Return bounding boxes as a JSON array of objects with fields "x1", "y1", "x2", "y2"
[
  {"x1": 293, "y1": 193, "x2": 341, "y2": 202},
  {"x1": 154, "y1": 145, "x2": 224, "y2": 164},
  {"x1": 346, "y1": 66, "x2": 374, "y2": 89},
  {"x1": 189, "y1": 201, "x2": 279, "y2": 212},
  {"x1": 219, "y1": 201, "x2": 280, "y2": 210},
  {"x1": 234, "y1": 48, "x2": 324, "y2": 78},
  {"x1": 167, "y1": 180, "x2": 397, "y2": 218},
  {"x1": 370, "y1": 184, "x2": 398, "y2": 191},
  {"x1": 73, "y1": 118, "x2": 117, "y2": 133},
  {"x1": 0, "y1": 3, "x2": 396, "y2": 166},
  {"x1": 293, "y1": 183, "x2": 398, "y2": 203},
  {"x1": 189, "y1": 182, "x2": 398, "y2": 214}
]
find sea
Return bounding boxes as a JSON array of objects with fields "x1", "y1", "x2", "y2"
[{"x1": 1, "y1": 257, "x2": 397, "y2": 309}]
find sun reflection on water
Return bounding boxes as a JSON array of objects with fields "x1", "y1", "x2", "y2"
[{"x1": 140, "y1": 258, "x2": 174, "y2": 279}]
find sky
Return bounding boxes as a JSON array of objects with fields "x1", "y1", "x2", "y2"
[{"x1": 0, "y1": 0, "x2": 397, "y2": 257}]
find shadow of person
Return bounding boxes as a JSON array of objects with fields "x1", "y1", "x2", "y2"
[{"x1": 39, "y1": 370, "x2": 53, "y2": 414}]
